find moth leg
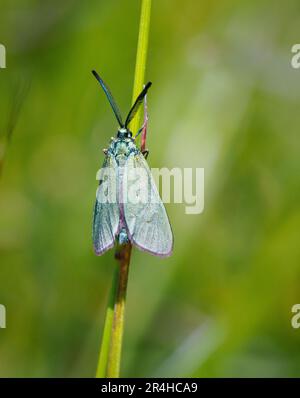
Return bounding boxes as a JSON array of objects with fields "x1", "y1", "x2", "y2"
[{"x1": 142, "y1": 149, "x2": 149, "y2": 159}]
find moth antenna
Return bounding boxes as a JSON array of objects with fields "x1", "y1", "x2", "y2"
[
  {"x1": 125, "y1": 82, "x2": 152, "y2": 129},
  {"x1": 92, "y1": 70, "x2": 124, "y2": 128}
]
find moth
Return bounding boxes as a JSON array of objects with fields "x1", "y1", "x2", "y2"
[{"x1": 92, "y1": 70, "x2": 173, "y2": 257}]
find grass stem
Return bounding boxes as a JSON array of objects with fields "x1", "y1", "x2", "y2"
[
  {"x1": 130, "y1": 0, "x2": 152, "y2": 135},
  {"x1": 106, "y1": 244, "x2": 132, "y2": 377},
  {"x1": 95, "y1": 265, "x2": 119, "y2": 377}
]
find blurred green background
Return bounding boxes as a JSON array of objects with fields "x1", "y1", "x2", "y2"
[{"x1": 0, "y1": 0, "x2": 300, "y2": 377}]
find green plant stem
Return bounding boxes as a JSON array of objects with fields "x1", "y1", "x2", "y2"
[
  {"x1": 95, "y1": 265, "x2": 119, "y2": 378},
  {"x1": 106, "y1": 244, "x2": 132, "y2": 377},
  {"x1": 130, "y1": 0, "x2": 152, "y2": 135},
  {"x1": 95, "y1": 0, "x2": 151, "y2": 378}
]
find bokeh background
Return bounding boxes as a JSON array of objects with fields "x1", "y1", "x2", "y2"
[{"x1": 0, "y1": 0, "x2": 300, "y2": 377}]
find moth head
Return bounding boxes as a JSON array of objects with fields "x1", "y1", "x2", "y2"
[{"x1": 117, "y1": 128, "x2": 132, "y2": 139}]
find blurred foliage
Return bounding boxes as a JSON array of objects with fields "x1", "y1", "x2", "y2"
[{"x1": 0, "y1": 0, "x2": 300, "y2": 377}]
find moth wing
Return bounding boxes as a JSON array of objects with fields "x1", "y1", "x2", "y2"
[
  {"x1": 122, "y1": 152, "x2": 173, "y2": 257},
  {"x1": 93, "y1": 154, "x2": 119, "y2": 255}
]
